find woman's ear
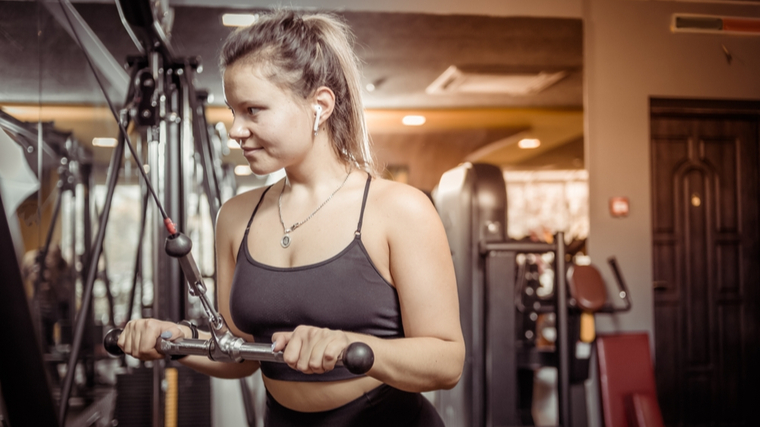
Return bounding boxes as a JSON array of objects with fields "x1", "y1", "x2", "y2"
[{"x1": 312, "y1": 86, "x2": 335, "y2": 130}]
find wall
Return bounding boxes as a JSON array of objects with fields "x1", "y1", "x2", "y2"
[
  {"x1": 585, "y1": 0, "x2": 760, "y2": 338},
  {"x1": 177, "y1": 0, "x2": 583, "y2": 18},
  {"x1": 583, "y1": 3, "x2": 760, "y2": 425}
]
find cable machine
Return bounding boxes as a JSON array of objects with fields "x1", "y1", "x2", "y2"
[
  {"x1": 0, "y1": 111, "x2": 93, "y2": 427},
  {"x1": 433, "y1": 163, "x2": 631, "y2": 427},
  {"x1": 50, "y1": 0, "x2": 228, "y2": 424},
  {"x1": 37, "y1": 1, "x2": 373, "y2": 426}
]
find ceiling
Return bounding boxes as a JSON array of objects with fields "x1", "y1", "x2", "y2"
[{"x1": 0, "y1": 0, "x2": 584, "y2": 181}]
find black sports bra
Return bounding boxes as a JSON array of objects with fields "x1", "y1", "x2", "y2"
[{"x1": 229, "y1": 175, "x2": 405, "y2": 382}]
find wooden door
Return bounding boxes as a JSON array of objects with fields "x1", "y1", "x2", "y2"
[{"x1": 651, "y1": 101, "x2": 760, "y2": 426}]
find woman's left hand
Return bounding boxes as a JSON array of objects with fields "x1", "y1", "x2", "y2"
[{"x1": 271, "y1": 325, "x2": 353, "y2": 374}]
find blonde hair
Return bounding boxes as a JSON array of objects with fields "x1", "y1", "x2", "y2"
[{"x1": 220, "y1": 10, "x2": 375, "y2": 175}]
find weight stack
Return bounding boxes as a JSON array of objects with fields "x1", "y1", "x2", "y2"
[
  {"x1": 176, "y1": 365, "x2": 211, "y2": 427},
  {"x1": 114, "y1": 368, "x2": 152, "y2": 427},
  {"x1": 113, "y1": 365, "x2": 210, "y2": 427}
]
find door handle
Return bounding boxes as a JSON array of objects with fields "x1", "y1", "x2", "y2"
[{"x1": 653, "y1": 280, "x2": 668, "y2": 291}]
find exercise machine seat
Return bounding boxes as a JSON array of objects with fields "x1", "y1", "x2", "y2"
[
  {"x1": 567, "y1": 264, "x2": 607, "y2": 311},
  {"x1": 627, "y1": 393, "x2": 664, "y2": 427},
  {"x1": 596, "y1": 333, "x2": 664, "y2": 427},
  {"x1": 567, "y1": 264, "x2": 608, "y2": 342}
]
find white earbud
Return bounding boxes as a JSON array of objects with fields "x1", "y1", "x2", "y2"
[{"x1": 313, "y1": 105, "x2": 322, "y2": 136}]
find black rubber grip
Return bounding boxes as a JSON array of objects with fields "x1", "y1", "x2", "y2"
[
  {"x1": 341, "y1": 342, "x2": 375, "y2": 375},
  {"x1": 103, "y1": 328, "x2": 123, "y2": 356}
]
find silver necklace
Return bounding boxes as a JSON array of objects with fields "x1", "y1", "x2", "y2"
[{"x1": 278, "y1": 170, "x2": 352, "y2": 248}]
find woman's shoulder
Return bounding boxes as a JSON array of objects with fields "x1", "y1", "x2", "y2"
[
  {"x1": 369, "y1": 177, "x2": 437, "y2": 220},
  {"x1": 216, "y1": 185, "x2": 274, "y2": 233}
]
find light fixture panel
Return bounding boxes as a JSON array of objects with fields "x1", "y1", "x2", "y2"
[
  {"x1": 222, "y1": 13, "x2": 258, "y2": 27},
  {"x1": 426, "y1": 66, "x2": 567, "y2": 96}
]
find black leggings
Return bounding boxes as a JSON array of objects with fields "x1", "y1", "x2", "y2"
[{"x1": 265, "y1": 384, "x2": 445, "y2": 427}]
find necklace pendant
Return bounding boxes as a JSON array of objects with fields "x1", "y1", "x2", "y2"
[{"x1": 281, "y1": 233, "x2": 291, "y2": 248}]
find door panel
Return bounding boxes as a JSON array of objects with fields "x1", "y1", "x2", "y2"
[{"x1": 651, "y1": 110, "x2": 759, "y2": 426}]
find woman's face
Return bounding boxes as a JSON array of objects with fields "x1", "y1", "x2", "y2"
[{"x1": 224, "y1": 62, "x2": 314, "y2": 175}]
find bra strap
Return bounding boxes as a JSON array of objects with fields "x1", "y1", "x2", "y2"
[
  {"x1": 355, "y1": 174, "x2": 372, "y2": 236},
  {"x1": 245, "y1": 185, "x2": 273, "y2": 234}
]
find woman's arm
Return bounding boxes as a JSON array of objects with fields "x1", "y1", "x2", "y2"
[
  {"x1": 175, "y1": 195, "x2": 261, "y2": 377},
  {"x1": 272, "y1": 182, "x2": 465, "y2": 392},
  {"x1": 119, "y1": 191, "x2": 262, "y2": 379},
  {"x1": 361, "y1": 182, "x2": 464, "y2": 391}
]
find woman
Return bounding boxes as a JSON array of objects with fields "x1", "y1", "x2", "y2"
[{"x1": 118, "y1": 10, "x2": 464, "y2": 426}]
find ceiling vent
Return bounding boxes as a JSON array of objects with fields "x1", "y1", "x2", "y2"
[{"x1": 426, "y1": 66, "x2": 567, "y2": 96}]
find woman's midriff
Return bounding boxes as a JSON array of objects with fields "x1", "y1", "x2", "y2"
[{"x1": 262, "y1": 375, "x2": 384, "y2": 412}]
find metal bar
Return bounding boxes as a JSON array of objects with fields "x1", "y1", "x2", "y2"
[
  {"x1": 0, "y1": 110, "x2": 58, "y2": 158},
  {"x1": 148, "y1": 121, "x2": 160, "y2": 322},
  {"x1": 481, "y1": 241, "x2": 557, "y2": 254},
  {"x1": 93, "y1": 201, "x2": 116, "y2": 327},
  {"x1": 58, "y1": 135, "x2": 125, "y2": 425},
  {"x1": 485, "y1": 251, "x2": 519, "y2": 426},
  {"x1": 151, "y1": 52, "x2": 169, "y2": 427},
  {"x1": 471, "y1": 229, "x2": 485, "y2": 427},
  {"x1": 44, "y1": 0, "x2": 129, "y2": 103},
  {"x1": 81, "y1": 161, "x2": 97, "y2": 389},
  {"x1": 181, "y1": 66, "x2": 221, "y2": 221},
  {"x1": 67, "y1": 389, "x2": 116, "y2": 427},
  {"x1": 164, "y1": 71, "x2": 184, "y2": 322},
  {"x1": 34, "y1": 186, "x2": 63, "y2": 295},
  {"x1": 105, "y1": 331, "x2": 372, "y2": 371},
  {"x1": 124, "y1": 185, "x2": 150, "y2": 327},
  {"x1": 33, "y1": 185, "x2": 64, "y2": 346},
  {"x1": 37, "y1": 122, "x2": 43, "y2": 238},
  {"x1": 555, "y1": 232, "x2": 571, "y2": 427},
  {"x1": 239, "y1": 378, "x2": 257, "y2": 427},
  {"x1": 79, "y1": 164, "x2": 92, "y2": 344},
  {"x1": 605, "y1": 256, "x2": 633, "y2": 312},
  {"x1": 114, "y1": 0, "x2": 146, "y2": 55},
  {"x1": 101, "y1": 249, "x2": 117, "y2": 327}
]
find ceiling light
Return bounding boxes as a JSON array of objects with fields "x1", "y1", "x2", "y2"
[
  {"x1": 227, "y1": 138, "x2": 240, "y2": 149},
  {"x1": 365, "y1": 77, "x2": 386, "y2": 93},
  {"x1": 222, "y1": 13, "x2": 258, "y2": 27},
  {"x1": 402, "y1": 115, "x2": 426, "y2": 126},
  {"x1": 92, "y1": 137, "x2": 117, "y2": 147},
  {"x1": 518, "y1": 138, "x2": 541, "y2": 149},
  {"x1": 234, "y1": 165, "x2": 252, "y2": 176},
  {"x1": 426, "y1": 65, "x2": 567, "y2": 96}
]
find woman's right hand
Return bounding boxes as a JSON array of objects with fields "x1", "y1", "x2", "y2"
[{"x1": 118, "y1": 318, "x2": 187, "y2": 361}]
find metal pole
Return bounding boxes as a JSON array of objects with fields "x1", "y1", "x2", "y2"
[
  {"x1": 77, "y1": 164, "x2": 92, "y2": 345},
  {"x1": 33, "y1": 180, "x2": 64, "y2": 348},
  {"x1": 100, "y1": 248, "x2": 116, "y2": 327},
  {"x1": 163, "y1": 66, "x2": 184, "y2": 323},
  {"x1": 485, "y1": 250, "x2": 519, "y2": 426},
  {"x1": 181, "y1": 65, "x2": 221, "y2": 221},
  {"x1": 124, "y1": 185, "x2": 150, "y2": 327},
  {"x1": 238, "y1": 378, "x2": 257, "y2": 427},
  {"x1": 151, "y1": 50, "x2": 165, "y2": 427},
  {"x1": 555, "y1": 232, "x2": 571, "y2": 427},
  {"x1": 34, "y1": 182, "x2": 63, "y2": 296},
  {"x1": 58, "y1": 136, "x2": 125, "y2": 425}
]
